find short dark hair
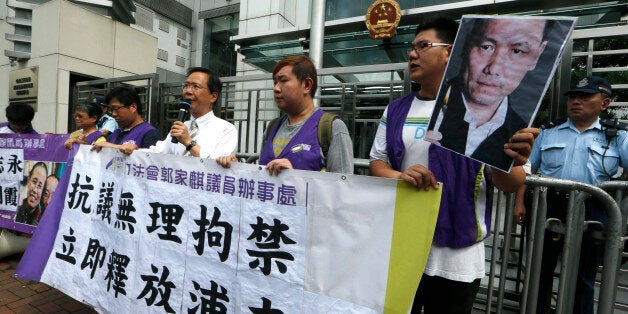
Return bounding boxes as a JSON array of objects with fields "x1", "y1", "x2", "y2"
[
  {"x1": 272, "y1": 56, "x2": 318, "y2": 98},
  {"x1": 75, "y1": 102, "x2": 103, "y2": 121},
  {"x1": 414, "y1": 17, "x2": 459, "y2": 44},
  {"x1": 6, "y1": 104, "x2": 35, "y2": 125},
  {"x1": 465, "y1": 18, "x2": 549, "y2": 48},
  {"x1": 28, "y1": 162, "x2": 48, "y2": 180},
  {"x1": 542, "y1": 19, "x2": 555, "y2": 42},
  {"x1": 105, "y1": 86, "x2": 143, "y2": 115},
  {"x1": 186, "y1": 67, "x2": 222, "y2": 95}
]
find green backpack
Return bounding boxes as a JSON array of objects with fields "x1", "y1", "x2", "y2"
[{"x1": 264, "y1": 111, "x2": 337, "y2": 159}]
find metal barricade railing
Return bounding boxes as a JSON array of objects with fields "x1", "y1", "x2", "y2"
[
  {"x1": 231, "y1": 156, "x2": 627, "y2": 313},
  {"x1": 484, "y1": 175, "x2": 626, "y2": 314},
  {"x1": 235, "y1": 153, "x2": 260, "y2": 164}
]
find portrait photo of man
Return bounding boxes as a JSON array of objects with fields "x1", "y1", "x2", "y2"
[{"x1": 426, "y1": 16, "x2": 576, "y2": 171}]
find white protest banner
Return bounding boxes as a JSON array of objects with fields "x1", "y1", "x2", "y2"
[
  {"x1": 29, "y1": 146, "x2": 441, "y2": 313},
  {"x1": 0, "y1": 149, "x2": 24, "y2": 182}
]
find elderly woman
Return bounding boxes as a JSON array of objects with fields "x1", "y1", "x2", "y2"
[{"x1": 64, "y1": 102, "x2": 106, "y2": 149}]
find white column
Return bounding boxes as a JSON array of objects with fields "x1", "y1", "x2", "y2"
[{"x1": 309, "y1": 0, "x2": 325, "y2": 106}]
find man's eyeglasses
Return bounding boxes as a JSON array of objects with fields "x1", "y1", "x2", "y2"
[
  {"x1": 182, "y1": 83, "x2": 208, "y2": 91},
  {"x1": 407, "y1": 41, "x2": 451, "y2": 54},
  {"x1": 108, "y1": 105, "x2": 129, "y2": 114}
]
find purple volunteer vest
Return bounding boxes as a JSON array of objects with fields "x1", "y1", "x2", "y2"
[
  {"x1": 260, "y1": 109, "x2": 325, "y2": 171},
  {"x1": 109, "y1": 122, "x2": 156, "y2": 146},
  {"x1": 385, "y1": 92, "x2": 492, "y2": 248},
  {"x1": 85, "y1": 130, "x2": 104, "y2": 144}
]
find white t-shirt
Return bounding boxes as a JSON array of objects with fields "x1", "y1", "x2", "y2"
[
  {"x1": 464, "y1": 95, "x2": 508, "y2": 156},
  {"x1": 0, "y1": 125, "x2": 15, "y2": 134},
  {"x1": 370, "y1": 95, "x2": 486, "y2": 283}
]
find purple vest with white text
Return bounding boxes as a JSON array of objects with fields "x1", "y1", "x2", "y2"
[
  {"x1": 259, "y1": 109, "x2": 325, "y2": 171},
  {"x1": 386, "y1": 92, "x2": 492, "y2": 248}
]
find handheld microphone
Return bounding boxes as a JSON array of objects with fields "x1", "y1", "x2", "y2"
[{"x1": 171, "y1": 100, "x2": 191, "y2": 143}]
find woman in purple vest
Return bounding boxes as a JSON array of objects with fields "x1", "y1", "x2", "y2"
[{"x1": 64, "y1": 102, "x2": 106, "y2": 149}]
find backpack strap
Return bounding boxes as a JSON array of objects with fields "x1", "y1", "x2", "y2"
[
  {"x1": 318, "y1": 112, "x2": 337, "y2": 160},
  {"x1": 263, "y1": 117, "x2": 281, "y2": 144}
]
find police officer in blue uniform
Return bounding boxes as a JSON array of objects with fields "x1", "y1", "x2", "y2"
[
  {"x1": 93, "y1": 96, "x2": 118, "y2": 135},
  {"x1": 525, "y1": 76, "x2": 627, "y2": 314}
]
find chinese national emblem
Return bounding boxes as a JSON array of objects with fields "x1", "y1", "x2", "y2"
[{"x1": 365, "y1": 0, "x2": 401, "y2": 39}]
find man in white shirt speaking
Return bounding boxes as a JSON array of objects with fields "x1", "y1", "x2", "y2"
[{"x1": 146, "y1": 67, "x2": 238, "y2": 158}]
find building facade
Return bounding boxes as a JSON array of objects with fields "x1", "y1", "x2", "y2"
[
  {"x1": 1, "y1": 0, "x2": 626, "y2": 143},
  {"x1": 219, "y1": 0, "x2": 628, "y2": 154},
  {"x1": 1, "y1": 0, "x2": 194, "y2": 133}
]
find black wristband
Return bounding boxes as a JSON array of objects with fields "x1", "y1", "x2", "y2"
[{"x1": 186, "y1": 140, "x2": 197, "y2": 151}]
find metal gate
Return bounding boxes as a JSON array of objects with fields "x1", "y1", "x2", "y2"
[
  {"x1": 72, "y1": 74, "x2": 160, "y2": 133},
  {"x1": 219, "y1": 62, "x2": 410, "y2": 161}
]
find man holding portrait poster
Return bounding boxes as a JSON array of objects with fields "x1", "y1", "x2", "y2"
[{"x1": 426, "y1": 16, "x2": 576, "y2": 172}]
